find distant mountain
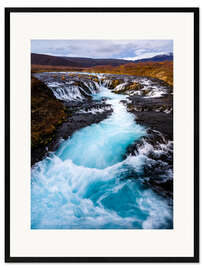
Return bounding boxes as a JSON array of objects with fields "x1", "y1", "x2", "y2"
[
  {"x1": 31, "y1": 53, "x2": 131, "y2": 68},
  {"x1": 31, "y1": 53, "x2": 173, "y2": 68},
  {"x1": 134, "y1": 53, "x2": 173, "y2": 63}
]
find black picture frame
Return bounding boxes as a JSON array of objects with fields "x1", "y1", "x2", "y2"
[{"x1": 5, "y1": 7, "x2": 199, "y2": 263}]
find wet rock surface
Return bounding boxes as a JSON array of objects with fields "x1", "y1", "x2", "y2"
[
  {"x1": 126, "y1": 95, "x2": 173, "y2": 140},
  {"x1": 126, "y1": 129, "x2": 173, "y2": 198}
]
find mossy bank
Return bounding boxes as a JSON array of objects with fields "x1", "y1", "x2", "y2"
[{"x1": 31, "y1": 77, "x2": 68, "y2": 163}]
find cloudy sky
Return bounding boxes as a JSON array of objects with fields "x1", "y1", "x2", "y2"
[{"x1": 31, "y1": 40, "x2": 173, "y2": 60}]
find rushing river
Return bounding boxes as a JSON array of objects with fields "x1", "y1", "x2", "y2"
[{"x1": 31, "y1": 74, "x2": 173, "y2": 229}]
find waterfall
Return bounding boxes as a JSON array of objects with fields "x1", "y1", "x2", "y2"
[
  {"x1": 33, "y1": 72, "x2": 101, "y2": 101},
  {"x1": 31, "y1": 73, "x2": 173, "y2": 229}
]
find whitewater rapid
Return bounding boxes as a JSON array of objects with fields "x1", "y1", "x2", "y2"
[{"x1": 31, "y1": 78, "x2": 173, "y2": 229}]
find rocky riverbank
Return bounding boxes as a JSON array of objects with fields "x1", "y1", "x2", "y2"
[
  {"x1": 126, "y1": 95, "x2": 173, "y2": 140},
  {"x1": 111, "y1": 76, "x2": 173, "y2": 197},
  {"x1": 98, "y1": 73, "x2": 173, "y2": 139},
  {"x1": 31, "y1": 77, "x2": 67, "y2": 161},
  {"x1": 31, "y1": 75, "x2": 113, "y2": 165}
]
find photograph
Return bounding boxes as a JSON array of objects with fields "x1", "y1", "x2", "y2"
[
  {"x1": 31, "y1": 39, "x2": 173, "y2": 230},
  {"x1": 5, "y1": 7, "x2": 199, "y2": 262}
]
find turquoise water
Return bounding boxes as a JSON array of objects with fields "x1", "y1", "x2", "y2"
[{"x1": 31, "y1": 85, "x2": 172, "y2": 229}]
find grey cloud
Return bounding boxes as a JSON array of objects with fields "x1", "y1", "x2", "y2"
[{"x1": 31, "y1": 40, "x2": 173, "y2": 59}]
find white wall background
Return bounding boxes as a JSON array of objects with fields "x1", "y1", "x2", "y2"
[{"x1": 0, "y1": 0, "x2": 201, "y2": 269}]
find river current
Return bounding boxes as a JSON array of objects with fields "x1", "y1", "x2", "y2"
[{"x1": 31, "y1": 73, "x2": 173, "y2": 229}]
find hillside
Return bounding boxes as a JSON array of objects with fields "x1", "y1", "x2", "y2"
[
  {"x1": 84, "y1": 61, "x2": 173, "y2": 86},
  {"x1": 31, "y1": 53, "x2": 131, "y2": 68},
  {"x1": 31, "y1": 53, "x2": 173, "y2": 67},
  {"x1": 134, "y1": 53, "x2": 173, "y2": 63}
]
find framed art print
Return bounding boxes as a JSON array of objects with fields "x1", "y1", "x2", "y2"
[{"x1": 5, "y1": 7, "x2": 199, "y2": 262}]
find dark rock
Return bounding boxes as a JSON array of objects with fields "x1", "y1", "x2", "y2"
[
  {"x1": 126, "y1": 95, "x2": 173, "y2": 140},
  {"x1": 126, "y1": 129, "x2": 173, "y2": 198}
]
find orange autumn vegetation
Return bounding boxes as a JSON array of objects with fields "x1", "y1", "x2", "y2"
[
  {"x1": 83, "y1": 61, "x2": 173, "y2": 87},
  {"x1": 31, "y1": 61, "x2": 173, "y2": 87},
  {"x1": 31, "y1": 64, "x2": 84, "y2": 73},
  {"x1": 31, "y1": 77, "x2": 67, "y2": 148}
]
